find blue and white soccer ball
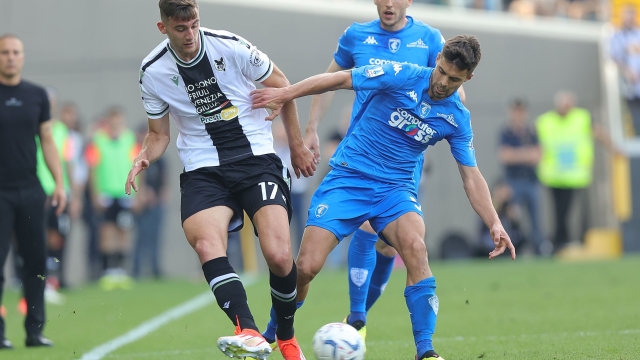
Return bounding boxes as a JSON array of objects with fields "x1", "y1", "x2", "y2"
[{"x1": 311, "y1": 322, "x2": 365, "y2": 360}]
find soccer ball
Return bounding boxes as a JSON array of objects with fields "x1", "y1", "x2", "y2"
[{"x1": 311, "y1": 322, "x2": 365, "y2": 360}]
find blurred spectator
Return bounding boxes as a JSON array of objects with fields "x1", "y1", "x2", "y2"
[
  {"x1": 272, "y1": 119, "x2": 311, "y2": 254},
  {"x1": 131, "y1": 124, "x2": 167, "y2": 279},
  {"x1": 536, "y1": 91, "x2": 617, "y2": 253},
  {"x1": 498, "y1": 98, "x2": 549, "y2": 255},
  {"x1": 85, "y1": 107, "x2": 139, "y2": 289},
  {"x1": 59, "y1": 102, "x2": 87, "y2": 222},
  {"x1": 476, "y1": 179, "x2": 524, "y2": 256},
  {"x1": 611, "y1": 5, "x2": 640, "y2": 134}
]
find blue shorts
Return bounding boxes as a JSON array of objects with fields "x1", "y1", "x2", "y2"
[{"x1": 306, "y1": 168, "x2": 423, "y2": 243}]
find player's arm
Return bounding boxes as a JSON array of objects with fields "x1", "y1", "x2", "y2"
[
  {"x1": 125, "y1": 114, "x2": 170, "y2": 195},
  {"x1": 252, "y1": 70, "x2": 353, "y2": 119},
  {"x1": 261, "y1": 64, "x2": 316, "y2": 178},
  {"x1": 39, "y1": 120, "x2": 67, "y2": 214},
  {"x1": 306, "y1": 60, "x2": 348, "y2": 162},
  {"x1": 457, "y1": 164, "x2": 516, "y2": 260}
]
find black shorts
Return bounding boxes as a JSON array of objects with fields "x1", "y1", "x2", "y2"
[
  {"x1": 180, "y1": 153, "x2": 292, "y2": 233},
  {"x1": 101, "y1": 197, "x2": 134, "y2": 230}
]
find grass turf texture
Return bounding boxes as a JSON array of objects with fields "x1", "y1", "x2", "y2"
[{"x1": 1, "y1": 256, "x2": 639, "y2": 359}]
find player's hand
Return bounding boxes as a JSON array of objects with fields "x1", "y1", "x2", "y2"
[
  {"x1": 290, "y1": 143, "x2": 316, "y2": 178},
  {"x1": 304, "y1": 129, "x2": 321, "y2": 164},
  {"x1": 51, "y1": 185, "x2": 67, "y2": 216},
  {"x1": 125, "y1": 159, "x2": 149, "y2": 195},
  {"x1": 488, "y1": 223, "x2": 516, "y2": 260},
  {"x1": 251, "y1": 88, "x2": 286, "y2": 121}
]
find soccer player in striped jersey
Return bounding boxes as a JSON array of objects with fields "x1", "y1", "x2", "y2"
[
  {"x1": 251, "y1": 35, "x2": 516, "y2": 360},
  {"x1": 126, "y1": 1, "x2": 315, "y2": 359}
]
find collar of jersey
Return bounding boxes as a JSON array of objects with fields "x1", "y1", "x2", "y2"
[
  {"x1": 166, "y1": 29, "x2": 206, "y2": 68},
  {"x1": 374, "y1": 16, "x2": 413, "y2": 34}
]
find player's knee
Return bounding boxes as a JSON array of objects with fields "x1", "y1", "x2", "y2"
[
  {"x1": 397, "y1": 236, "x2": 426, "y2": 260},
  {"x1": 264, "y1": 251, "x2": 293, "y2": 276},
  {"x1": 296, "y1": 257, "x2": 320, "y2": 285}
]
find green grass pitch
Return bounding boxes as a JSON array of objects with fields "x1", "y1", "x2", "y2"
[{"x1": 2, "y1": 256, "x2": 639, "y2": 359}]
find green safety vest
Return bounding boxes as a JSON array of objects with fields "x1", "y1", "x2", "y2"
[
  {"x1": 36, "y1": 120, "x2": 70, "y2": 195},
  {"x1": 536, "y1": 107, "x2": 594, "y2": 188},
  {"x1": 92, "y1": 129, "x2": 137, "y2": 198}
]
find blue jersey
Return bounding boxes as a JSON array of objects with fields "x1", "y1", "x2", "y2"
[
  {"x1": 334, "y1": 16, "x2": 444, "y2": 128},
  {"x1": 328, "y1": 63, "x2": 476, "y2": 186}
]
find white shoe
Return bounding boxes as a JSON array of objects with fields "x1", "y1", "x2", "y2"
[
  {"x1": 44, "y1": 283, "x2": 65, "y2": 305},
  {"x1": 217, "y1": 328, "x2": 272, "y2": 359}
]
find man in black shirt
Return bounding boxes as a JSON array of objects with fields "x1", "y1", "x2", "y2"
[
  {"x1": 498, "y1": 98, "x2": 549, "y2": 256},
  {"x1": 0, "y1": 34, "x2": 66, "y2": 349}
]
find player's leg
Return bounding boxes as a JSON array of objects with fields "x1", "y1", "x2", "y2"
[
  {"x1": 346, "y1": 221, "x2": 377, "y2": 328},
  {"x1": 373, "y1": 187, "x2": 441, "y2": 359},
  {"x1": 0, "y1": 189, "x2": 16, "y2": 348},
  {"x1": 262, "y1": 169, "x2": 369, "y2": 347},
  {"x1": 13, "y1": 185, "x2": 53, "y2": 347},
  {"x1": 365, "y1": 239, "x2": 396, "y2": 311},
  {"x1": 181, "y1": 168, "x2": 270, "y2": 359},
  {"x1": 238, "y1": 154, "x2": 305, "y2": 359}
]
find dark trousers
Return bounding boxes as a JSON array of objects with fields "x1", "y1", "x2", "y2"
[
  {"x1": 0, "y1": 184, "x2": 47, "y2": 338},
  {"x1": 132, "y1": 205, "x2": 164, "y2": 278},
  {"x1": 550, "y1": 187, "x2": 576, "y2": 250}
]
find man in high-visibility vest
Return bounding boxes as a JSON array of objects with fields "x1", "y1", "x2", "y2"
[
  {"x1": 536, "y1": 91, "x2": 617, "y2": 253},
  {"x1": 86, "y1": 107, "x2": 139, "y2": 290}
]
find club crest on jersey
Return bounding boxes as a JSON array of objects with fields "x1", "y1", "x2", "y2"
[
  {"x1": 315, "y1": 204, "x2": 329, "y2": 218},
  {"x1": 388, "y1": 38, "x2": 401, "y2": 53},
  {"x1": 170, "y1": 75, "x2": 179, "y2": 86},
  {"x1": 214, "y1": 56, "x2": 226, "y2": 72},
  {"x1": 365, "y1": 66, "x2": 385, "y2": 78},
  {"x1": 250, "y1": 48, "x2": 263, "y2": 67},
  {"x1": 420, "y1": 102, "x2": 431, "y2": 118}
]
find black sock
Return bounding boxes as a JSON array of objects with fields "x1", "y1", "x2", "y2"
[
  {"x1": 271, "y1": 261, "x2": 297, "y2": 341},
  {"x1": 114, "y1": 252, "x2": 125, "y2": 269},
  {"x1": 202, "y1": 257, "x2": 257, "y2": 331},
  {"x1": 101, "y1": 254, "x2": 109, "y2": 271}
]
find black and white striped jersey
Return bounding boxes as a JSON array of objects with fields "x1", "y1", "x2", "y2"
[{"x1": 139, "y1": 27, "x2": 275, "y2": 171}]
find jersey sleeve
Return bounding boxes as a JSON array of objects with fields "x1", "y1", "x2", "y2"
[
  {"x1": 234, "y1": 37, "x2": 274, "y2": 83},
  {"x1": 446, "y1": 115, "x2": 477, "y2": 167},
  {"x1": 139, "y1": 69, "x2": 169, "y2": 119},
  {"x1": 351, "y1": 63, "x2": 422, "y2": 92},
  {"x1": 334, "y1": 25, "x2": 355, "y2": 69},
  {"x1": 427, "y1": 30, "x2": 445, "y2": 68}
]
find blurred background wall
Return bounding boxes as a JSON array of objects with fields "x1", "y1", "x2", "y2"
[{"x1": 0, "y1": 0, "x2": 620, "y2": 284}]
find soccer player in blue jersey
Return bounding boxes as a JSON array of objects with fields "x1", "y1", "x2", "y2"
[
  {"x1": 251, "y1": 35, "x2": 516, "y2": 359},
  {"x1": 262, "y1": 0, "x2": 465, "y2": 347}
]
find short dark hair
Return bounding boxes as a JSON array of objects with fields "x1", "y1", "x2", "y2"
[
  {"x1": 510, "y1": 97, "x2": 527, "y2": 109},
  {"x1": 159, "y1": 0, "x2": 198, "y2": 22},
  {"x1": 442, "y1": 35, "x2": 481, "y2": 74}
]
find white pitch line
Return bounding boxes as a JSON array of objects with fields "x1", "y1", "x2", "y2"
[{"x1": 80, "y1": 275, "x2": 258, "y2": 360}]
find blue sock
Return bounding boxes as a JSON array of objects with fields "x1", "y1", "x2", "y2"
[
  {"x1": 262, "y1": 301, "x2": 304, "y2": 342},
  {"x1": 347, "y1": 229, "x2": 378, "y2": 323},
  {"x1": 365, "y1": 250, "x2": 395, "y2": 312},
  {"x1": 404, "y1": 277, "x2": 438, "y2": 356}
]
